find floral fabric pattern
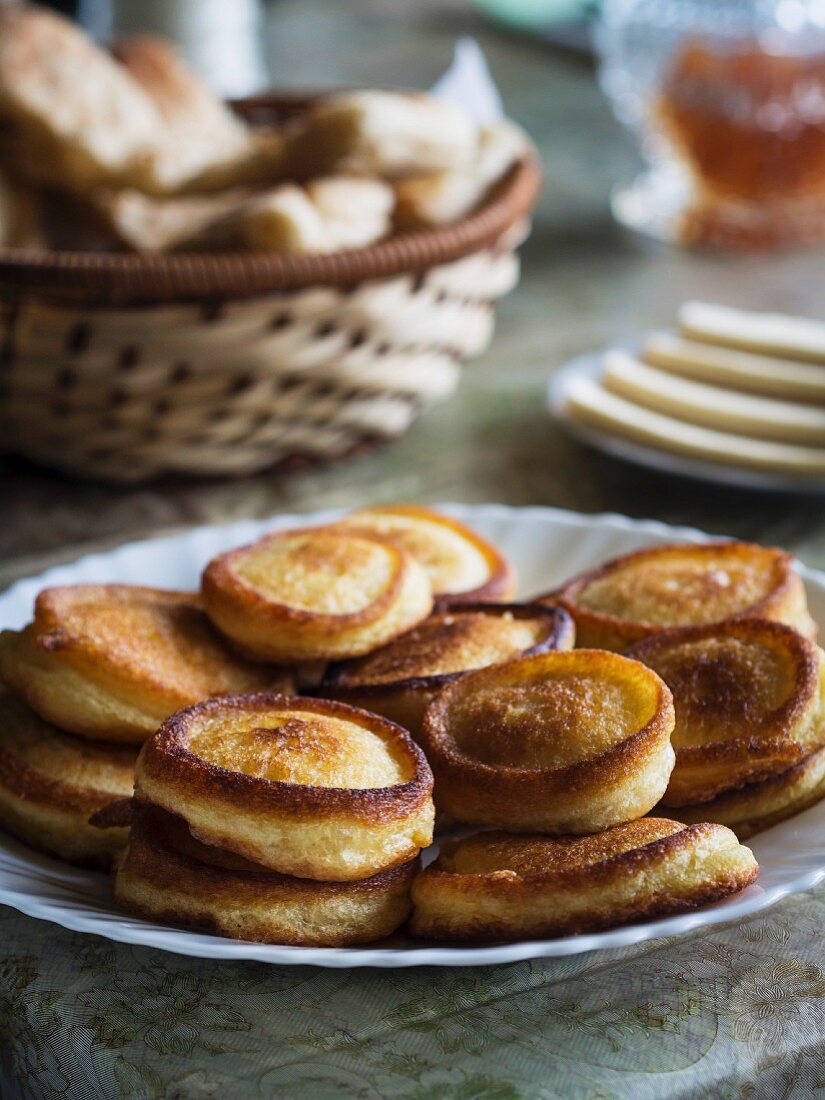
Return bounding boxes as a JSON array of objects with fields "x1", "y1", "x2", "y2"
[{"x1": 3, "y1": 889, "x2": 825, "y2": 1099}]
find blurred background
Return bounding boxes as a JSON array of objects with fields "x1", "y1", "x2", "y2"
[{"x1": 2, "y1": 0, "x2": 824, "y2": 585}]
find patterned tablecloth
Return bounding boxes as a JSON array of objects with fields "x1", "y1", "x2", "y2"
[
  {"x1": 4, "y1": 1, "x2": 825, "y2": 1096},
  {"x1": 3, "y1": 885, "x2": 825, "y2": 1100}
]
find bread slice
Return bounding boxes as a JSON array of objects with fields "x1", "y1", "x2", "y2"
[
  {"x1": 283, "y1": 91, "x2": 478, "y2": 180},
  {"x1": 185, "y1": 176, "x2": 393, "y2": 253},
  {"x1": 87, "y1": 186, "x2": 253, "y2": 252},
  {"x1": 394, "y1": 120, "x2": 529, "y2": 228},
  {"x1": 112, "y1": 36, "x2": 282, "y2": 194},
  {"x1": 0, "y1": 168, "x2": 42, "y2": 247},
  {"x1": 0, "y1": 7, "x2": 160, "y2": 192}
]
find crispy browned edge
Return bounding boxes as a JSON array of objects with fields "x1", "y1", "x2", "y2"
[
  {"x1": 138, "y1": 692, "x2": 434, "y2": 823},
  {"x1": 418, "y1": 649, "x2": 674, "y2": 802},
  {"x1": 319, "y1": 602, "x2": 575, "y2": 707},
  {"x1": 0, "y1": 735, "x2": 134, "y2": 821},
  {"x1": 537, "y1": 541, "x2": 805, "y2": 649},
  {"x1": 628, "y1": 619, "x2": 822, "y2": 803},
  {"x1": 30, "y1": 583, "x2": 287, "y2": 683},
  {"x1": 201, "y1": 525, "x2": 425, "y2": 634},
  {"x1": 136, "y1": 801, "x2": 270, "y2": 871},
  {"x1": 0, "y1": 728, "x2": 134, "y2": 868},
  {"x1": 409, "y1": 822, "x2": 757, "y2": 942},
  {"x1": 343, "y1": 504, "x2": 516, "y2": 602},
  {"x1": 117, "y1": 814, "x2": 418, "y2": 946},
  {"x1": 31, "y1": 585, "x2": 211, "y2": 675},
  {"x1": 677, "y1": 742, "x2": 825, "y2": 837}
]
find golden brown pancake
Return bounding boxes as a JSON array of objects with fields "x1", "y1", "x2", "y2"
[
  {"x1": 0, "y1": 585, "x2": 291, "y2": 743},
  {"x1": 676, "y1": 744, "x2": 825, "y2": 838},
  {"x1": 321, "y1": 602, "x2": 574, "y2": 736},
  {"x1": 335, "y1": 505, "x2": 516, "y2": 603},
  {"x1": 115, "y1": 811, "x2": 416, "y2": 946},
  {"x1": 135, "y1": 693, "x2": 434, "y2": 882},
  {"x1": 629, "y1": 620, "x2": 825, "y2": 806},
  {"x1": 409, "y1": 819, "x2": 758, "y2": 942},
  {"x1": 201, "y1": 525, "x2": 433, "y2": 662},
  {"x1": 418, "y1": 649, "x2": 675, "y2": 834},
  {"x1": 0, "y1": 689, "x2": 136, "y2": 868},
  {"x1": 546, "y1": 541, "x2": 816, "y2": 652}
]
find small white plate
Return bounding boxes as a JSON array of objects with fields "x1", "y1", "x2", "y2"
[
  {"x1": 2, "y1": 503, "x2": 825, "y2": 968},
  {"x1": 548, "y1": 351, "x2": 825, "y2": 495}
]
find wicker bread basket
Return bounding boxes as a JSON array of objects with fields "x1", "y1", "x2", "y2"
[{"x1": 0, "y1": 96, "x2": 541, "y2": 482}]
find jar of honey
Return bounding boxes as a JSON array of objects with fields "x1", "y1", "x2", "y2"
[{"x1": 597, "y1": 0, "x2": 825, "y2": 249}]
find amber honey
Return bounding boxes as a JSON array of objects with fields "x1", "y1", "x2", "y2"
[{"x1": 657, "y1": 39, "x2": 825, "y2": 247}]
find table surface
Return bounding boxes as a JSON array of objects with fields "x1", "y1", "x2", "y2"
[{"x1": 3, "y1": 2, "x2": 825, "y2": 1098}]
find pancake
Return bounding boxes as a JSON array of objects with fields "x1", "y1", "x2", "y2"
[
  {"x1": 0, "y1": 689, "x2": 136, "y2": 868},
  {"x1": 676, "y1": 745, "x2": 825, "y2": 839},
  {"x1": 135, "y1": 693, "x2": 434, "y2": 881},
  {"x1": 321, "y1": 602, "x2": 574, "y2": 736},
  {"x1": 335, "y1": 505, "x2": 516, "y2": 604},
  {"x1": 408, "y1": 819, "x2": 758, "y2": 942},
  {"x1": 547, "y1": 541, "x2": 816, "y2": 652},
  {"x1": 417, "y1": 649, "x2": 675, "y2": 834},
  {"x1": 0, "y1": 585, "x2": 291, "y2": 743},
  {"x1": 201, "y1": 525, "x2": 433, "y2": 662},
  {"x1": 629, "y1": 621, "x2": 825, "y2": 806},
  {"x1": 115, "y1": 812, "x2": 416, "y2": 946}
]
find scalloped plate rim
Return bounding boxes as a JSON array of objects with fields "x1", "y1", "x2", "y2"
[{"x1": 1, "y1": 502, "x2": 823, "y2": 968}]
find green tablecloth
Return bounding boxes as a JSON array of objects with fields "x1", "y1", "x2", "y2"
[{"x1": 3, "y1": 886, "x2": 825, "y2": 1099}]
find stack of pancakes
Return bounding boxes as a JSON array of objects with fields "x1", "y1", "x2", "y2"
[
  {"x1": 548, "y1": 540, "x2": 825, "y2": 838},
  {"x1": 2, "y1": 504, "x2": 822, "y2": 946},
  {"x1": 118, "y1": 694, "x2": 435, "y2": 946},
  {"x1": 114, "y1": 506, "x2": 550, "y2": 945},
  {"x1": 0, "y1": 586, "x2": 285, "y2": 867}
]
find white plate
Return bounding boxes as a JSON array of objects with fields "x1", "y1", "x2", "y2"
[
  {"x1": 2, "y1": 503, "x2": 825, "y2": 968},
  {"x1": 548, "y1": 351, "x2": 825, "y2": 495}
]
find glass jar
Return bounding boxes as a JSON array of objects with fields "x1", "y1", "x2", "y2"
[{"x1": 596, "y1": 0, "x2": 825, "y2": 249}]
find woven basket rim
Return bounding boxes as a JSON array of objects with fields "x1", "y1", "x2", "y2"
[{"x1": 0, "y1": 93, "x2": 542, "y2": 305}]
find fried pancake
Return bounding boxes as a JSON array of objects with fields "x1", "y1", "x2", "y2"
[
  {"x1": 418, "y1": 649, "x2": 675, "y2": 834},
  {"x1": 282, "y1": 90, "x2": 478, "y2": 180},
  {"x1": 0, "y1": 7, "x2": 160, "y2": 193},
  {"x1": 408, "y1": 819, "x2": 758, "y2": 942},
  {"x1": 0, "y1": 586, "x2": 290, "y2": 743},
  {"x1": 321, "y1": 602, "x2": 574, "y2": 736},
  {"x1": 336, "y1": 505, "x2": 516, "y2": 603},
  {"x1": 135, "y1": 693, "x2": 434, "y2": 881},
  {"x1": 115, "y1": 812, "x2": 416, "y2": 946},
  {"x1": 0, "y1": 690, "x2": 135, "y2": 868},
  {"x1": 548, "y1": 541, "x2": 816, "y2": 652},
  {"x1": 629, "y1": 621, "x2": 825, "y2": 806},
  {"x1": 677, "y1": 745, "x2": 825, "y2": 838},
  {"x1": 201, "y1": 526, "x2": 433, "y2": 662}
]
